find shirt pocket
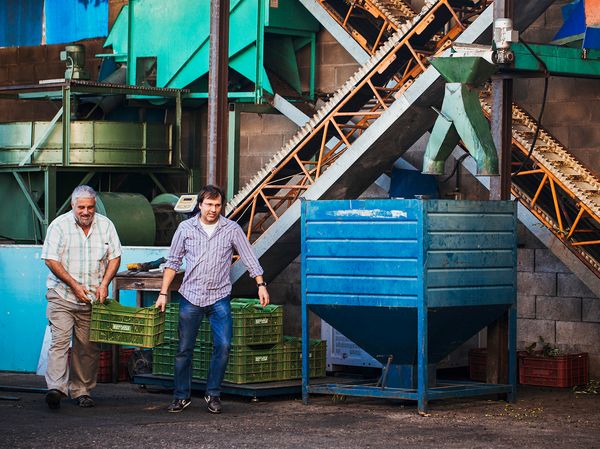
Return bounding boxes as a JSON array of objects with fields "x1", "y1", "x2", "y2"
[{"x1": 91, "y1": 242, "x2": 110, "y2": 262}]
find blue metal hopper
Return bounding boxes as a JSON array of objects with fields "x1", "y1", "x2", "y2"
[{"x1": 301, "y1": 199, "x2": 518, "y2": 412}]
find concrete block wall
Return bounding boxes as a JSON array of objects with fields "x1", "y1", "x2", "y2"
[
  {"x1": 238, "y1": 112, "x2": 298, "y2": 187},
  {"x1": 517, "y1": 246, "x2": 600, "y2": 376}
]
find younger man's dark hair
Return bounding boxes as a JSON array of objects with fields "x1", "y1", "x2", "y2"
[{"x1": 198, "y1": 185, "x2": 225, "y2": 205}]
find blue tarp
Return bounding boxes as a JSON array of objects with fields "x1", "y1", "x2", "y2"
[
  {"x1": 45, "y1": 0, "x2": 108, "y2": 45},
  {"x1": 0, "y1": 0, "x2": 43, "y2": 47}
]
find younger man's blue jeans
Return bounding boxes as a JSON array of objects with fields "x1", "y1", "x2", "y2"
[{"x1": 173, "y1": 296, "x2": 232, "y2": 399}]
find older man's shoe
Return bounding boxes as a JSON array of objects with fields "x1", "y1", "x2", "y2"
[{"x1": 45, "y1": 389, "x2": 62, "y2": 410}]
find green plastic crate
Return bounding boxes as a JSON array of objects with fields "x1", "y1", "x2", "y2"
[
  {"x1": 165, "y1": 299, "x2": 283, "y2": 346},
  {"x1": 281, "y1": 336, "x2": 327, "y2": 379},
  {"x1": 193, "y1": 343, "x2": 284, "y2": 384},
  {"x1": 152, "y1": 342, "x2": 206, "y2": 378},
  {"x1": 90, "y1": 300, "x2": 164, "y2": 348}
]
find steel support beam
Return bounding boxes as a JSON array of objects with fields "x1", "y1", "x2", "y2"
[
  {"x1": 487, "y1": 0, "x2": 513, "y2": 390},
  {"x1": 207, "y1": 0, "x2": 230, "y2": 190}
]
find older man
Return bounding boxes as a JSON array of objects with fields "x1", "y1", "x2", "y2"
[
  {"x1": 41, "y1": 185, "x2": 121, "y2": 409},
  {"x1": 155, "y1": 185, "x2": 269, "y2": 414}
]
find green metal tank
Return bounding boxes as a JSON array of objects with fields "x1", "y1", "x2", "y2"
[{"x1": 96, "y1": 192, "x2": 156, "y2": 246}]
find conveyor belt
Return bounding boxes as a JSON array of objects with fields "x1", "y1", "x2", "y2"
[
  {"x1": 305, "y1": 0, "x2": 599, "y2": 279},
  {"x1": 227, "y1": 1, "x2": 557, "y2": 292},
  {"x1": 226, "y1": 0, "x2": 464, "y2": 232},
  {"x1": 480, "y1": 93, "x2": 600, "y2": 275}
]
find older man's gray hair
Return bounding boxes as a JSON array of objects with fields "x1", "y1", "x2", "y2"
[{"x1": 71, "y1": 185, "x2": 97, "y2": 206}]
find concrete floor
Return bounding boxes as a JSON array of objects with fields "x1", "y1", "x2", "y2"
[{"x1": 1, "y1": 373, "x2": 599, "y2": 449}]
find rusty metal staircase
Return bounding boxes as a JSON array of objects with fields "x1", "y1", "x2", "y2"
[
  {"x1": 226, "y1": 0, "x2": 556, "y2": 293},
  {"x1": 297, "y1": 0, "x2": 600, "y2": 290}
]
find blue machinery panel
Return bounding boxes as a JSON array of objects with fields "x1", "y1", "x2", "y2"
[
  {"x1": 301, "y1": 199, "x2": 518, "y2": 413},
  {"x1": 45, "y1": 0, "x2": 109, "y2": 45},
  {"x1": 0, "y1": 245, "x2": 169, "y2": 373},
  {"x1": 0, "y1": 0, "x2": 43, "y2": 47}
]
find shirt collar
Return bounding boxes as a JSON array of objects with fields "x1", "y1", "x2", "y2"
[
  {"x1": 194, "y1": 214, "x2": 223, "y2": 229},
  {"x1": 70, "y1": 210, "x2": 97, "y2": 229}
]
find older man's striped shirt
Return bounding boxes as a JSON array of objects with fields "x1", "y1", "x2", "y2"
[
  {"x1": 41, "y1": 212, "x2": 122, "y2": 304},
  {"x1": 165, "y1": 215, "x2": 263, "y2": 307}
]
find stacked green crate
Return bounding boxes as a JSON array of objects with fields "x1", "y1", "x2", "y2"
[
  {"x1": 161, "y1": 299, "x2": 282, "y2": 345},
  {"x1": 90, "y1": 300, "x2": 165, "y2": 348},
  {"x1": 281, "y1": 336, "x2": 327, "y2": 379},
  {"x1": 152, "y1": 299, "x2": 286, "y2": 383},
  {"x1": 193, "y1": 299, "x2": 284, "y2": 383},
  {"x1": 194, "y1": 343, "x2": 286, "y2": 384}
]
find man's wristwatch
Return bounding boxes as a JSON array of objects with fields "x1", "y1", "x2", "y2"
[{"x1": 256, "y1": 282, "x2": 267, "y2": 288}]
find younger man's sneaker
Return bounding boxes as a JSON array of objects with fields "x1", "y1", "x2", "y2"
[
  {"x1": 45, "y1": 389, "x2": 62, "y2": 410},
  {"x1": 168, "y1": 398, "x2": 191, "y2": 413},
  {"x1": 204, "y1": 395, "x2": 222, "y2": 414}
]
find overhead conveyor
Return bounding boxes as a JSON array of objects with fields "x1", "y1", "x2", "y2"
[
  {"x1": 227, "y1": 0, "x2": 552, "y2": 293},
  {"x1": 291, "y1": 0, "x2": 600, "y2": 286},
  {"x1": 479, "y1": 94, "x2": 600, "y2": 277}
]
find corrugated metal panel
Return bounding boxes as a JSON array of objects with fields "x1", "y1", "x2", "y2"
[
  {"x1": 425, "y1": 200, "x2": 518, "y2": 308},
  {"x1": 45, "y1": 0, "x2": 108, "y2": 45},
  {"x1": 0, "y1": 0, "x2": 43, "y2": 47},
  {"x1": 304, "y1": 200, "x2": 422, "y2": 307}
]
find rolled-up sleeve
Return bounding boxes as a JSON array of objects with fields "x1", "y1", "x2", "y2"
[
  {"x1": 106, "y1": 221, "x2": 122, "y2": 260},
  {"x1": 165, "y1": 224, "x2": 186, "y2": 271},
  {"x1": 41, "y1": 222, "x2": 62, "y2": 261},
  {"x1": 232, "y1": 225, "x2": 263, "y2": 279}
]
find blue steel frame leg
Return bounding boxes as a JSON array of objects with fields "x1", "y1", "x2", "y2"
[
  {"x1": 302, "y1": 293, "x2": 309, "y2": 404},
  {"x1": 417, "y1": 304, "x2": 428, "y2": 414},
  {"x1": 508, "y1": 305, "x2": 517, "y2": 403},
  {"x1": 301, "y1": 199, "x2": 310, "y2": 405}
]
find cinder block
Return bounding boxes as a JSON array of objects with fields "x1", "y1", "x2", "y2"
[
  {"x1": 0, "y1": 46, "x2": 18, "y2": 65},
  {"x1": 557, "y1": 273, "x2": 595, "y2": 298},
  {"x1": 317, "y1": 30, "x2": 338, "y2": 45},
  {"x1": 541, "y1": 102, "x2": 591, "y2": 127},
  {"x1": 534, "y1": 249, "x2": 569, "y2": 273},
  {"x1": 34, "y1": 63, "x2": 65, "y2": 81},
  {"x1": 589, "y1": 103, "x2": 600, "y2": 122},
  {"x1": 557, "y1": 321, "x2": 600, "y2": 347},
  {"x1": 569, "y1": 125, "x2": 600, "y2": 150},
  {"x1": 517, "y1": 318, "x2": 555, "y2": 346},
  {"x1": 517, "y1": 248, "x2": 534, "y2": 272},
  {"x1": 517, "y1": 272, "x2": 556, "y2": 296},
  {"x1": 0, "y1": 67, "x2": 9, "y2": 85},
  {"x1": 549, "y1": 78, "x2": 600, "y2": 101},
  {"x1": 536, "y1": 296, "x2": 581, "y2": 321},
  {"x1": 582, "y1": 298, "x2": 600, "y2": 323},
  {"x1": 261, "y1": 114, "x2": 297, "y2": 134},
  {"x1": 335, "y1": 64, "x2": 360, "y2": 86},
  {"x1": 517, "y1": 294, "x2": 535, "y2": 319},
  {"x1": 18, "y1": 45, "x2": 46, "y2": 64},
  {"x1": 546, "y1": 126, "x2": 569, "y2": 148},
  {"x1": 568, "y1": 148, "x2": 600, "y2": 170},
  {"x1": 516, "y1": 223, "x2": 545, "y2": 249},
  {"x1": 246, "y1": 133, "x2": 284, "y2": 156},
  {"x1": 45, "y1": 45, "x2": 64, "y2": 65},
  {"x1": 240, "y1": 112, "x2": 264, "y2": 135},
  {"x1": 8, "y1": 65, "x2": 35, "y2": 84},
  {"x1": 316, "y1": 66, "x2": 336, "y2": 93},
  {"x1": 588, "y1": 353, "x2": 600, "y2": 379},
  {"x1": 318, "y1": 43, "x2": 355, "y2": 66}
]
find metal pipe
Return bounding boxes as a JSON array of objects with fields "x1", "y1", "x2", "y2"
[
  {"x1": 490, "y1": 0, "x2": 513, "y2": 201},
  {"x1": 207, "y1": 0, "x2": 230, "y2": 188}
]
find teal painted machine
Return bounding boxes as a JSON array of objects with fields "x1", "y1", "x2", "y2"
[
  {"x1": 301, "y1": 199, "x2": 518, "y2": 413},
  {"x1": 104, "y1": 0, "x2": 320, "y2": 101}
]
